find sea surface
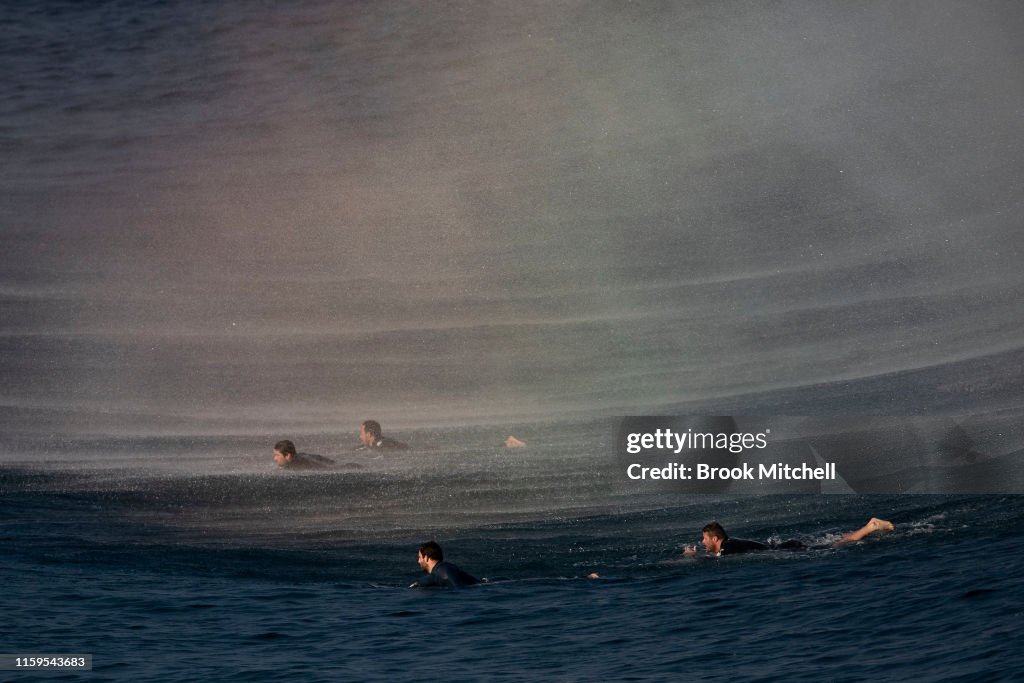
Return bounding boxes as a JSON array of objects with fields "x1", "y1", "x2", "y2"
[
  {"x1": 3, "y1": 426, "x2": 1024, "y2": 682},
  {"x1": 3, "y1": 2, "x2": 1024, "y2": 681}
]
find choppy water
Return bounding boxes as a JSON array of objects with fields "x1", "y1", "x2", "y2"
[
  {"x1": 3, "y1": 431, "x2": 1024, "y2": 682},
  {"x1": 3, "y1": 1, "x2": 1024, "y2": 680}
]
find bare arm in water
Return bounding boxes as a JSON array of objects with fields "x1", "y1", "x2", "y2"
[{"x1": 833, "y1": 517, "x2": 895, "y2": 546}]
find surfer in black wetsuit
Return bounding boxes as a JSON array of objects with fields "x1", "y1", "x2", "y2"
[
  {"x1": 409, "y1": 541, "x2": 479, "y2": 588},
  {"x1": 272, "y1": 439, "x2": 336, "y2": 469},
  {"x1": 355, "y1": 420, "x2": 409, "y2": 451},
  {"x1": 683, "y1": 518, "x2": 895, "y2": 557}
]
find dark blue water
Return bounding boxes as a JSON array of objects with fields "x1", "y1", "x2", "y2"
[
  {"x1": 3, "y1": 2, "x2": 1024, "y2": 680},
  {"x1": 3, "y1": 425, "x2": 1024, "y2": 682}
]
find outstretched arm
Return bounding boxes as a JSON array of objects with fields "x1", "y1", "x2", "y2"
[{"x1": 834, "y1": 517, "x2": 894, "y2": 546}]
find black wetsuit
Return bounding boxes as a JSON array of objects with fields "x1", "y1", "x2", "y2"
[
  {"x1": 410, "y1": 561, "x2": 479, "y2": 588},
  {"x1": 720, "y1": 538, "x2": 806, "y2": 555},
  {"x1": 281, "y1": 453, "x2": 335, "y2": 469},
  {"x1": 355, "y1": 436, "x2": 409, "y2": 451}
]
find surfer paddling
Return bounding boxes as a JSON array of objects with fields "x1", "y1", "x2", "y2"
[
  {"x1": 409, "y1": 541, "x2": 479, "y2": 588},
  {"x1": 355, "y1": 420, "x2": 409, "y2": 451},
  {"x1": 684, "y1": 518, "x2": 896, "y2": 557},
  {"x1": 272, "y1": 440, "x2": 336, "y2": 469}
]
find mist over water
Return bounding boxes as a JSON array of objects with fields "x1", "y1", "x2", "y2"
[
  {"x1": 2, "y1": 1, "x2": 1022, "y2": 447},
  {"x1": 3, "y1": 7, "x2": 1024, "y2": 680}
]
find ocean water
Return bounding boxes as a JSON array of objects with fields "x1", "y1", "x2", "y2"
[
  {"x1": 3, "y1": 426, "x2": 1024, "y2": 682},
  {"x1": 3, "y1": 2, "x2": 1024, "y2": 680},
  {"x1": 3, "y1": 1, "x2": 1023, "y2": 429}
]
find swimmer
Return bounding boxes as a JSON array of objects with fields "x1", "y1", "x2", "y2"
[
  {"x1": 505, "y1": 435, "x2": 527, "y2": 448},
  {"x1": 683, "y1": 517, "x2": 895, "y2": 557},
  {"x1": 409, "y1": 541, "x2": 479, "y2": 588},
  {"x1": 272, "y1": 440, "x2": 338, "y2": 469},
  {"x1": 355, "y1": 420, "x2": 409, "y2": 451}
]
